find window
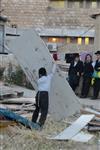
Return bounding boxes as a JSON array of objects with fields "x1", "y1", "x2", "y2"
[
  {"x1": 75, "y1": 1, "x2": 80, "y2": 8},
  {"x1": 68, "y1": 0, "x2": 74, "y2": 8},
  {"x1": 86, "y1": 0, "x2": 91, "y2": 8},
  {"x1": 66, "y1": 37, "x2": 71, "y2": 44},
  {"x1": 79, "y1": 0, "x2": 84, "y2": 8},
  {"x1": 92, "y1": 1, "x2": 97, "y2": 8},
  {"x1": 77, "y1": 37, "x2": 82, "y2": 45},
  {"x1": 48, "y1": 37, "x2": 58, "y2": 43},
  {"x1": 67, "y1": 0, "x2": 84, "y2": 8},
  {"x1": 71, "y1": 37, "x2": 77, "y2": 44},
  {"x1": 48, "y1": 37, "x2": 64, "y2": 43},
  {"x1": 85, "y1": 37, "x2": 89, "y2": 45},
  {"x1": 89, "y1": 38, "x2": 94, "y2": 44},
  {"x1": 97, "y1": 1, "x2": 100, "y2": 8},
  {"x1": 50, "y1": 0, "x2": 65, "y2": 8}
]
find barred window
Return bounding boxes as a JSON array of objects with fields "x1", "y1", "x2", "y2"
[{"x1": 50, "y1": 0, "x2": 65, "y2": 8}]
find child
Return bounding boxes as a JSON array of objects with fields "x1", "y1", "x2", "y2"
[{"x1": 32, "y1": 64, "x2": 56, "y2": 128}]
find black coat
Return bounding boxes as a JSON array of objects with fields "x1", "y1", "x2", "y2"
[
  {"x1": 94, "y1": 60, "x2": 100, "y2": 72},
  {"x1": 68, "y1": 60, "x2": 83, "y2": 89},
  {"x1": 83, "y1": 62, "x2": 94, "y2": 78},
  {"x1": 68, "y1": 60, "x2": 83, "y2": 77}
]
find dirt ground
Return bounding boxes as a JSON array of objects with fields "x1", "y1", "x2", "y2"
[{"x1": 0, "y1": 115, "x2": 100, "y2": 150}]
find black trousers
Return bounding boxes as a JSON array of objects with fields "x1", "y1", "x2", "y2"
[
  {"x1": 69, "y1": 75, "x2": 80, "y2": 91},
  {"x1": 93, "y1": 78, "x2": 100, "y2": 98},
  {"x1": 81, "y1": 77, "x2": 92, "y2": 97},
  {"x1": 32, "y1": 91, "x2": 48, "y2": 126}
]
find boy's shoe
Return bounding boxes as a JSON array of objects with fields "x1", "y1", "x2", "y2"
[
  {"x1": 32, "y1": 123, "x2": 41, "y2": 130},
  {"x1": 34, "y1": 123, "x2": 43, "y2": 131}
]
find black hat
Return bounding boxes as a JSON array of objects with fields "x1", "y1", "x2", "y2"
[
  {"x1": 95, "y1": 51, "x2": 100, "y2": 55},
  {"x1": 74, "y1": 53, "x2": 80, "y2": 58},
  {"x1": 38, "y1": 67, "x2": 47, "y2": 76}
]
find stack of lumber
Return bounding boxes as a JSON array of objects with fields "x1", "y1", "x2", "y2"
[
  {"x1": 81, "y1": 107, "x2": 100, "y2": 131},
  {"x1": 0, "y1": 85, "x2": 24, "y2": 99},
  {"x1": 0, "y1": 97, "x2": 35, "y2": 128},
  {"x1": 0, "y1": 97, "x2": 35, "y2": 113}
]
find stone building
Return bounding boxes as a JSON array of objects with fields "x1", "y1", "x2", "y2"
[{"x1": 1, "y1": 0, "x2": 100, "y2": 57}]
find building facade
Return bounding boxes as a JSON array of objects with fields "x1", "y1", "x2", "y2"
[
  {"x1": 1, "y1": 0, "x2": 100, "y2": 28},
  {"x1": 1, "y1": 0, "x2": 100, "y2": 56}
]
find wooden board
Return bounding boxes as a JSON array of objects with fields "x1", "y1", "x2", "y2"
[
  {"x1": 51, "y1": 115, "x2": 94, "y2": 140},
  {"x1": 81, "y1": 108, "x2": 100, "y2": 118},
  {"x1": 0, "y1": 98, "x2": 35, "y2": 104},
  {"x1": 0, "y1": 120, "x2": 17, "y2": 128},
  {"x1": 8, "y1": 29, "x2": 80, "y2": 121},
  {"x1": 88, "y1": 126, "x2": 100, "y2": 131},
  {"x1": 71, "y1": 131, "x2": 93, "y2": 143}
]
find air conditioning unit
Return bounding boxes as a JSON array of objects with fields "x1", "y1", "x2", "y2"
[{"x1": 47, "y1": 43, "x2": 58, "y2": 52}]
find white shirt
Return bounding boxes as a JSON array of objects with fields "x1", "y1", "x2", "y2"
[
  {"x1": 74, "y1": 61, "x2": 77, "y2": 66},
  {"x1": 38, "y1": 74, "x2": 53, "y2": 92},
  {"x1": 37, "y1": 64, "x2": 56, "y2": 92}
]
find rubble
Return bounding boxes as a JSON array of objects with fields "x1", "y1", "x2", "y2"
[{"x1": 0, "y1": 84, "x2": 100, "y2": 149}]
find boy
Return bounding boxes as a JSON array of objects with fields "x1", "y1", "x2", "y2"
[{"x1": 32, "y1": 64, "x2": 56, "y2": 128}]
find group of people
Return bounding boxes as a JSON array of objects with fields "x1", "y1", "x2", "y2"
[
  {"x1": 31, "y1": 50, "x2": 100, "y2": 130},
  {"x1": 68, "y1": 50, "x2": 100, "y2": 100}
]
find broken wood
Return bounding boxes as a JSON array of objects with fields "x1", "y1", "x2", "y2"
[
  {"x1": 0, "y1": 104, "x2": 35, "y2": 111},
  {"x1": 0, "y1": 98, "x2": 35, "y2": 104},
  {"x1": 88, "y1": 121, "x2": 100, "y2": 127},
  {"x1": 0, "y1": 120, "x2": 17, "y2": 128},
  {"x1": 81, "y1": 107, "x2": 100, "y2": 118},
  {"x1": 88, "y1": 126, "x2": 100, "y2": 132}
]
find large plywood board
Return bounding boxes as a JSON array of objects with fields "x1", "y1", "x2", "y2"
[
  {"x1": 71, "y1": 131, "x2": 93, "y2": 143},
  {"x1": 51, "y1": 115, "x2": 94, "y2": 140},
  {"x1": 8, "y1": 29, "x2": 80, "y2": 121}
]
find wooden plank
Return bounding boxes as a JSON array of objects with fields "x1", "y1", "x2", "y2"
[
  {"x1": 71, "y1": 131, "x2": 94, "y2": 143},
  {"x1": 0, "y1": 98, "x2": 35, "y2": 104},
  {"x1": 0, "y1": 120, "x2": 17, "y2": 128},
  {"x1": 8, "y1": 29, "x2": 80, "y2": 121},
  {"x1": 0, "y1": 104, "x2": 35, "y2": 111},
  {"x1": 81, "y1": 108, "x2": 100, "y2": 118},
  {"x1": 88, "y1": 121, "x2": 100, "y2": 127},
  {"x1": 88, "y1": 126, "x2": 100, "y2": 131},
  {"x1": 51, "y1": 115, "x2": 95, "y2": 140}
]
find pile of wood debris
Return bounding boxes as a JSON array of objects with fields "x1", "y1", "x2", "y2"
[{"x1": 0, "y1": 85, "x2": 100, "y2": 150}]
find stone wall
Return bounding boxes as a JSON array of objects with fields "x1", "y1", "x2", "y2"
[{"x1": 1, "y1": 0, "x2": 100, "y2": 28}]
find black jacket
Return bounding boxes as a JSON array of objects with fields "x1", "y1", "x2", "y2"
[
  {"x1": 68, "y1": 60, "x2": 83, "y2": 77},
  {"x1": 94, "y1": 60, "x2": 100, "y2": 72},
  {"x1": 83, "y1": 62, "x2": 94, "y2": 78}
]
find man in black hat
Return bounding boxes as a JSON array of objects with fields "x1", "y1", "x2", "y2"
[
  {"x1": 91, "y1": 51, "x2": 100, "y2": 99},
  {"x1": 68, "y1": 54, "x2": 83, "y2": 91}
]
